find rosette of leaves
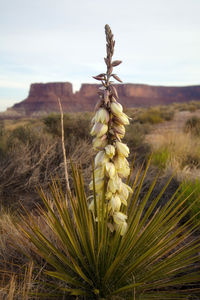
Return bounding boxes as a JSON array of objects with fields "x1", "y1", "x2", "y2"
[{"x1": 23, "y1": 161, "x2": 200, "y2": 299}]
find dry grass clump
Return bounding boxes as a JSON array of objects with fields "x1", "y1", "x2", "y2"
[
  {"x1": 184, "y1": 116, "x2": 200, "y2": 136},
  {"x1": 172, "y1": 100, "x2": 200, "y2": 112},
  {"x1": 149, "y1": 131, "x2": 200, "y2": 180},
  {"x1": 0, "y1": 208, "x2": 59, "y2": 299}
]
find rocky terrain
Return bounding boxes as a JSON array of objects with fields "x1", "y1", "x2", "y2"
[{"x1": 5, "y1": 82, "x2": 200, "y2": 116}]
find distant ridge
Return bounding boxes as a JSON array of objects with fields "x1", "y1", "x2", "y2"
[{"x1": 5, "y1": 82, "x2": 200, "y2": 116}]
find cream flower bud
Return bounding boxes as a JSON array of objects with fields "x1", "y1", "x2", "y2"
[
  {"x1": 89, "y1": 178, "x2": 104, "y2": 192},
  {"x1": 114, "y1": 155, "x2": 130, "y2": 178},
  {"x1": 95, "y1": 108, "x2": 110, "y2": 123},
  {"x1": 93, "y1": 137, "x2": 107, "y2": 149},
  {"x1": 95, "y1": 151, "x2": 109, "y2": 167},
  {"x1": 105, "y1": 191, "x2": 113, "y2": 200},
  {"x1": 122, "y1": 182, "x2": 133, "y2": 194},
  {"x1": 110, "y1": 194, "x2": 121, "y2": 211},
  {"x1": 117, "y1": 112, "x2": 130, "y2": 125},
  {"x1": 105, "y1": 162, "x2": 116, "y2": 178},
  {"x1": 111, "y1": 102, "x2": 123, "y2": 115},
  {"x1": 115, "y1": 221, "x2": 128, "y2": 236},
  {"x1": 94, "y1": 167, "x2": 105, "y2": 179},
  {"x1": 113, "y1": 124, "x2": 125, "y2": 138},
  {"x1": 108, "y1": 176, "x2": 122, "y2": 193},
  {"x1": 90, "y1": 123, "x2": 108, "y2": 138},
  {"x1": 116, "y1": 142, "x2": 130, "y2": 157},
  {"x1": 119, "y1": 183, "x2": 130, "y2": 201},
  {"x1": 97, "y1": 123, "x2": 108, "y2": 137},
  {"x1": 113, "y1": 211, "x2": 127, "y2": 225},
  {"x1": 105, "y1": 144, "x2": 115, "y2": 158}
]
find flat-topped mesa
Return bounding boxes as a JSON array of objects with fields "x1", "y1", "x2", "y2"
[
  {"x1": 9, "y1": 82, "x2": 200, "y2": 116},
  {"x1": 29, "y1": 82, "x2": 73, "y2": 98},
  {"x1": 12, "y1": 82, "x2": 75, "y2": 115}
]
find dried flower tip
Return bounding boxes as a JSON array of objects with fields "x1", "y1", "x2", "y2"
[
  {"x1": 93, "y1": 76, "x2": 104, "y2": 81},
  {"x1": 111, "y1": 102, "x2": 123, "y2": 115},
  {"x1": 116, "y1": 141, "x2": 130, "y2": 157},
  {"x1": 112, "y1": 60, "x2": 122, "y2": 67},
  {"x1": 110, "y1": 86, "x2": 119, "y2": 99},
  {"x1": 112, "y1": 74, "x2": 123, "y2": 83}
]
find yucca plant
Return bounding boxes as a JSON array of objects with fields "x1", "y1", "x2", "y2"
[{"x1": 22, "y1": 25, "x2": 200, "y2": 299}]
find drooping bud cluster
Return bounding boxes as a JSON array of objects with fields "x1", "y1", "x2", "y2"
[{"x1": 89, "y1": 25, "x2": 132, "y2": 236}]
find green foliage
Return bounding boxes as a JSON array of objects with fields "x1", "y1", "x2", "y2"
[
  {"x1": 23, "y1": 161, "x2": 200, "y2": 299},
  {"x1": 180, "y1": 179, "x2": 200, "y2": 224},
  {"x1": 8, "y1": 125, "x2": 38, "y2": 145},
  {"x1": 43, "y1": 113, "x2": 92, "y2": 142},
  {"x1": 184, "y1": 116, "x2": 200, "y2": 136},
  {"x1": 174, "y1": 101, "x2": 200, "y2": 112},
  {"x1": 152, "y1": 147, "x2": 170, "y2": 169},
  {"x1": 136, "y1": 109, "x2": 163, "y2": 124},
  {"x1": 135, "y1": 107, "x2": 174, "y2": 125},
  {"x1": 159, "y1": 106, "x2": 175, "y2": 121}
]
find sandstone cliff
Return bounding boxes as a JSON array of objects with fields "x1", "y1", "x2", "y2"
[{"x1": 11, "y1": 82, "x2": 200, "y2": 115}]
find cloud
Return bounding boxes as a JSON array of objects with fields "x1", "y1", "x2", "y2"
[{"x1": 0, "y1": 0, "x2": 200, "y2": 111}]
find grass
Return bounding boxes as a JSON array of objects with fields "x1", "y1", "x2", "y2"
[
  {"x1": 149, "y1": 131, "x2": 200, "y2": 179},
  {"x1": 179, "y1": 179, "x2": 200, "y2": 224},
  {"x1": 184, "y1": 116, "x2": 200, "y2": 136},
  {"x1": 132, "y1": 106, "x2": 174, "y2": 124}
]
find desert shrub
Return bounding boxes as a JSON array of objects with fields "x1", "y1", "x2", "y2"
[
  {"x1": 136, "y1": 108, "x2": 164, "y2": 124},
  {"x1": 175, "y1": 101, "x2": 200, "y2": 112},
  {"x1": 43, "y1": 113, "x2": 91, "y2": 143},
  {"x1": 159, "y1": 106, "x2": 175, "y2": 121},
  {"x1": 7, "y1": 125, "x2": 39, "y2": 145},
  {"x1": 184, "y1": 116, "x2": 200, "y2": 136},
  {"x1": 134, "y1": 106, "x2": 174, "y2": 125},
  {"x1": 124, "y1": 122, "x2": 151, "y2": 161}
]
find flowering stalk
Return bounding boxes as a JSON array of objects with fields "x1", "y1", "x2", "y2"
[{"x1": 89, "y1": 24, "x2": 132, "y2": 236}]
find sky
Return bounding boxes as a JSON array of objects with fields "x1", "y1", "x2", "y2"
[{"x1": 0, "y1": 0, "x2": 200, "y2": 112}]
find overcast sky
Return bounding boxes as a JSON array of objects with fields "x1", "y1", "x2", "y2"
[{"x1": 0, "y1": 0, "x2": 200, "y2": 111}]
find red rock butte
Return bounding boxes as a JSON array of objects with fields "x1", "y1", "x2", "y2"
[{"x1": 11, "y1": 82, "x2": 200, "y2": 115}]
